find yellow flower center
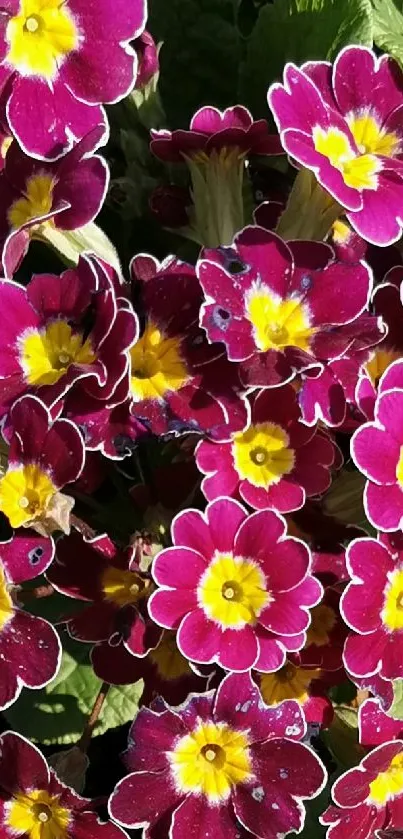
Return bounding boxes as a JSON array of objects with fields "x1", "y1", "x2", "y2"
[
  {"x1": 369, "y1": 753, "x2": 403, "y2": 806},
  {"x1": 170, "y1": 721, "x2": 252, "y2": 803},
  {"x1": 19, "y1": 321, "x2": 96, "y2": 387},
  {"x1": 6, "y1": 788, "x2": 70, "y2": 839},
  {"x1": 312, "y1": 112, "x2": 399, "y2": 192},
  {"x1": 101, "y1": 566, "x2": 151, "y2": 609},
  {"x1": 149, "y1": 630, "x2": 191, "y2": 680},
  {"x1": 0, "y1": 465, "x2": 57, "y2": 529},
  {"x1": 245, "y1": 283, "x2": 315, "y2": 353},
  {"x1": 348, "y1": 112, "x2": 401, "y2": 157},
  {"x1": 198, "y1": 551, "x2": 269, "y2": 629},
  {"x1": 8, "y1": 173, "x2": 55, "y2": 231},
  {"x1": 0, "y1": 563, "x2": 14, "y2": 632},
  {"x1": 6, "y1": 0, "x2": 78, "y2": 81},
  {"x1": 130, "y1": 321, "x2": 189, "y2": 402},
  {"x1": 260, "y1": 661, "x2": 322, "y2": 706},
  {"x1": 305, "y1": 603, "x2": 336, "y2": 647},
  {"x1": 232, "y1": 422, "x2": 295, "y2": 488},
  {"x1": 382, "y1": 568, "x2": 403, "y2": 631}
]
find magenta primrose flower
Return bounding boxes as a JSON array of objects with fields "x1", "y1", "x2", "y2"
[
  {"x1": 148, "y1": 497, "x2": 323, "y2": 673},
  {"x1": 198, "y1": 225, "x2": 374, "y2": 388},
  {"x1": 152, "y1": 106, "x2": 282, "y2": 247},
  {"x1": 351, "y1": 358, "x2": 403, "y2": 531},
  {"x1": 0, "y1": 731, "x2": 128, "y2": 838},
  {"x1": 341, "y1": 534, "x2": 403, "y2": 681},
  {"x1": 0, "y1": 394, "x2": 84, "y2": 536},
  {"x1": 129, "y1": 254, "x2": 247, "y2": 440},
  {"x1": 0, "y1": 255, "x2": 138, "y2": 417},
  {"x1": 196, "y1": 385, "x2": 337, "y2": 512},
  {"x1": 0, "y1": 531, "x2": 60, "y2": 710},
  {"x1": 321, "y1": 741, "x2": 403, "y2": 838},
  {"x1": 0, "y1": 125, "x2": 109, "y2": 278},
  {"x1": 151, "y1": 105, "x2": 282, "y2": 162},
  {"x1": 134, "y1": 30, "x2": 159, "y2": 90},
  {"x1": 46, "y1": 531, "x2": 162, "y2": 679},
  {"x1": 269, "y1": 46, "x2": 403, "y2": 246},
  {"x1": 109, "y1": 672, "x2": 326, "y2": 839},
  {"x1": 0, "y1": 0, "x2": 147, "y2": 159}
]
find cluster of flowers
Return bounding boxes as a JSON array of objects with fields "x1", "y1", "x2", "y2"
[{"x1": 2, "y1": 0, "x2": 403, "y2": 836}]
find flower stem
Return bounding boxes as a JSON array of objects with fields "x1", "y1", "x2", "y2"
[
  {"x1": 276, "y1": 168, "x2": 342, "y2": 241},
  {"x1": 78, "y1": 682, "x2": 110, "y2": 753}
]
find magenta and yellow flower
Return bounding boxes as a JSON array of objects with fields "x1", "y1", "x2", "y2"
[
  {"x1": 198, "y1": 225, "x2": 374, "y2": 388},
  {"x1": 0, "y1": 0, "x2": 147, "y2": 159},
  {"x1": 321, "y1": 741, "x2": 403, "y2": 838},
  {"x1": 0, "y1": 731, "x2": 127, "y2": 838},
  {"x1": 109, "y1": 672, "x2": 326, "y2": 839},
  {"x1": 196, "y1": 385, "x2": 337, "y2": 512},
  {"x1": 0, "y1": 255, "x2": 138, "y2": 417},
  {"x1": 47, "y1": 530, "x2": 162, "y2": 672},
  {"x1": 148, "y1": 497, "x2": 322, "y2": 672},
  {"x1": 0, "y1": 126, "x2": 108, "y2": 278},
  {"x1": 269, "y1": 46, "x2": 403, "y2": 246},
  {"x1": 0, "y1": 394, "x2": 84, "y2": 536},
  {"x1": 128, "y1": 254, "x2": 247, "y2": 440},
  {"x1": 341, "y1": 534, "x2": 403, "y2": 681}
]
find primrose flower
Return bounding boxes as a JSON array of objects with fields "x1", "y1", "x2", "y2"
[
  {"x1": 0, "y1": 731, "x2": 128, "y2": 837},
  {"x1": 148, "y1": 497, "x2": 322, "y2": 672},
  {"x1": 0, "y1": 394, "x2": 84, "y2": 536},
  {"x1": 341, "y1": 535, "x2": 403, "y2": 681},
  {"x1": 0, "y1": 0, "x2": 147, "y2": 159},
  {"x1": 269, "y1": 46, "x2": 403, "y2": 246},
  {"x1": 0, "y1": 126, "x2": 108, "y2": 278},
  {"x1": 0, "y1": 255, "x2": 138, "y2": 416},
  {"x1": 109, "y1": 672, "x2": 326, "y2": 839},
  {"x1": 351, "y1": 362, "x2": 403, "y2": 531},
  {"x1": 254, "y1": 659, "x2": 333, "y2": 727},
  {"x1": 196, "y1": 385, "x2": 337, "y2": 512},
  {"x1": 197, "y1": 225, "x2": 373, "y2": 388},
  {"x1": 46, "y1": 531, "x2": 162, "y2": 674},
  {"x1": 0, "y1": 532, "x2": 60, "y2": 709},
  {"x1": 129, "y1": 254, "x2": 247, "y2": 440},
  {"x1": 321, "y1": 741, "x2": 403, "y2": 838},
  {"x1": 134, "y1": 30, "x2": 159, "y2": 90},
  {"x1": 151, "y1": 106, "x2": 282, "y2": 247}
]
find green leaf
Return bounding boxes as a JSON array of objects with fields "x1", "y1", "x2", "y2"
[
  {"x1": 149, "y1": 0, "x2": 242, "y2": 127},
  {"x1": 4, "y1": 631, "x2": 143, "y2": 745},
  {"x1": 323, "y1": 469, "x2": 375, "y2": 535},
  {"x1": 239, "y1": 0, "x2": 373, "y2": 117},
  {"x1": 372, "y1": 0, "x2": 403, "y2": 64},
  {"x1": 387, "y1": 678, "x2": 403, "y2": 719},
  {"x1": 323, "y1": 705, "x2": 365, "y2": 768}
]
